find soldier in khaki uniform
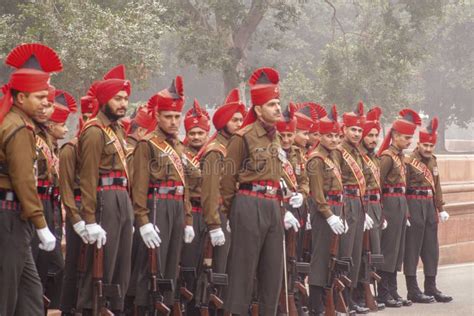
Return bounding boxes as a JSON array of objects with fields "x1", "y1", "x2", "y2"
[
  {"x1": 0, "y1": 43, "x2": 61, "y2": 315},
  {"x1": 180, "y1": 99, "x2": 210, "y2": 315},
  {"x1": 76, "y1": 65, "x2": 134, "y2": 314},
  {"x1": 306, "y1": 106, "x2": 346, "y2": 315},
  {"x1": 59, "y1": 94, "x2": 94, "y2": 315},
  {"x1": 331, "y1": 103, "x2": 372, "y2": 314},
  {"x1": 376, "y1": 108, "x2": 422, "y2": 308},
  {"x1": 132, "y1": 77, "x2": 195, "y2": 313},
  {"x1": 404, "y1": 117, "x2": 452, "y2": 303},
  {"x1": 221, "y1": 68, "x2": 299, "y2": 315}
]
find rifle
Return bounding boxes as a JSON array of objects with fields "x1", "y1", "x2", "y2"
[
  {"x1": 148, "y1": 188, "x2": 174, "y2": 315},
  {"x1": 195, "y1": 234, "x2": 228, "y2": 315},
  {"x1": 92, "y1": 190, "x2": 121, "y2": 316},
  {"x1": 324, "y1": 233, "x2": 351, "y2": 316},
  {"x1": 359, "y1": 196, "x2": 384, "y2": 311},
  {"x1": 43, "y1": 294, "x2": 50, "y2": 315},
  {"x1": 173, "y1": 266, "x2": 195, "y2": 316},
  {"x1": 361, "y1": 229, "x2": 384, "y2": 311}
]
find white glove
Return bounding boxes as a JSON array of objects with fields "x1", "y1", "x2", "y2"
[
  {"x1": 406, "y1": 219, "x2": 411, "y2": 227},
  {"x1": 36, "y1": 227, "x2": 56, "y2": 252},
  {"x1": 326, "y1": 215, "x2": 345, "y2": 235},
  {"x1": 344, "y1": 219, "x2": 349, "y2": 233},
  {"x1": 209, "y1": 228, "x2": 226, "y2": 246},
  {"x1": 382, "y1": 219, "x2": 388, "y2": 230},
  {"x1": 289, "y1": 193, "x2": 304, "y2": 208},
  {"x1": 85, "y1": 223, "x2": 107, "y2": 249},
  {"x1": 226, "y1": 220, "x2": 231, "y2": 233},
  {"x1": 284, "y1": 211, "x2": 300, "y2": 232},
  {"x1": 139, "y1": 223, "x2": 161, "y2": 249},
  {"x1": 305, "y1": 213, "x2": 312, "y2": 230},
  {"x1": 439, "y1": 211, "x2": 450, "y2": 223},
  {"x1": 184, "y1": 225, "x2": 195, "y2": 244},
  {"x1": 73, "y1": 220, "x2": 89, "y2": 243},
  {"x1": 364, "y1": 213, "x2": 374, "y2": 231}
]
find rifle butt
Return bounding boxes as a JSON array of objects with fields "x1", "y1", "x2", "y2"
[
  {"x1": 324, "y1": 287, "x2": 336, "y2": 316},
  {"x1": 363, "y1": 282, "x2": 378, "y2": 311}
]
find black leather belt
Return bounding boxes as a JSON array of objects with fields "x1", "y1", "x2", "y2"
[
  {"x1": 406, "y1": 188, "x2": 433, "y2": 196},
  {"x1": 190, "y1": 198, "x2": 201, "y2": 208},
  {"x1": 148, "y1": 186, "x2": 185, "y2": 195},
  {"x1": 37, "y1": 186, "x2": 54, "y2": 195},
  {"x1": 364, "y1": 194, "x2": 381, "y2": 201},
  {"x1": 382, "y1": 187, "x2": 406, "y2": 194},
  {"x1": 239, "y1": 183, "x2": 279, "y2": 196},
  {"x1": 73, "y1": 188, "x2": 81, "y2": 197},
  {"x1": 99, "y1": 177, "x2": 128, "y2": 187},
  {"x1": 325, "y1": 194, "x2": 343, "y2": 203},
  {"x1": 0, "y1": 190, "x2": 17, "y2": 202},
  {"x1": 343, "y1": 188, "x2": 360, "y2": 196}
]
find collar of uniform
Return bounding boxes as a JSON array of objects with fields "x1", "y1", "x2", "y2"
[
  {"x1": 216, "y1": 131, "x2": 230, "y2": 147},
  {"x1": 360, "y1": 143, "x2": 375, "y2": 157},
  {"x1": 96, "y1": 110, "x2": 113, "y2": 128},
  {"x1": 389, "y1": 144, "x2": 403, "y2": 156},
  {"x1": 255, "y1": 119, "x2": 277, "y2": 138},
  {"x1": 412, "y1": 147, "x2": 431, "y2": 164},
  {"x1": 316, "y1": 143, "x2": 330, "y2": 159},
  {"x1": 186, "y1": 145, "x2": 199, "y2": 156},
  {"x1": 155, "y1": 128, "x2": 178, "y2": 145},
  {"x1": 127, "y1": 135, "x2": 138, "y2": 147},
  {"x1": 11, "y1": 105, "x2": 35, "y2": 127},
  {"x1": 34, "y1": 122, "x2": 48, "y2": 139},
  {"x1": 342, "y1": 139, "x2": 359, "y2": 154}
]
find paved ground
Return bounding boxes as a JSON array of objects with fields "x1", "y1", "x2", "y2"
[
  {"x1": 48, "y1": 263, "x2": 474, "y2": 315},
  {"x1": 378, "y1": 262, "x2": 474, "y2": 316}
]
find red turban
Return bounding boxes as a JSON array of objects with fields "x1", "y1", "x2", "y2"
[
  {"x1": 319, "y1": 105, "x2": 340, "y2": 134},
  {"x1": 50, "y1": 89, "x2": 77, "y2": 123},
  {"x1": 377, "y1": 108, "x2": 421, "y2": 156},
  {"x1": 133, "y1": 106, "x2": 156, "y2": 133},
  {"x1": 276, "y1": 102, "x2": 297, "y2": 132},
  {"x1": 94, "y1": 65, "x2": 131, "y2": 106},
  {"x1": 147, "y1": 76, "x2": 185, "y2": 113},
  {"x1": 213, "y1": 88, "x2": 246, "y2": 131},
  {"x1": 0, "y1": 43, "x2": 63, "y2": 123},
  {"x1": 362, "y1": 106, "x2": 382, "y2": 138},
  {"x1": 184, "y1": 99, "x2": 210, "y2": 132},
  {"x1": 419, "y1": 117, "x2": 438, "y2": 144},
  {"x1": 343, "y1": 101, "x2": 365, "y2": 128},
  {"x1": 242, "y1": 67, "x2": 280, "y2": 127}
]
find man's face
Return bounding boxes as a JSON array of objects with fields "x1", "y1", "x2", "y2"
[
  {"x1": 225, "y1": 112, "x2": 243, "y2": 134},
  {"x1": 15, "y1": 90, "x2": 50, "y2": 122},
  {"x1": 186, "y1": 127, "x2": 208, "y2": 149},
  {"x1": 308, "y1": 131, "x2": 321, "y2": 146},
  {"x1": 393, "y1": 132, "x2": 413, "y2": 150},
  {"x1": 254, "y1": 99, "x2": 281, "y2": 124},
  {"x1": 363, "y1": 128, "x2": 379, "y2": 151},
  {"x1": 320, "y1": 133, "x2": 340, "y2": 151},
  {"x1": 105, "y1": 90, "x2": 129, "y2": 120},
  {"x1": 280, "y1": 131, "x2": 295, "y2": 149},
  {"x1": 344, "y1": 125, "x2": 363, "y2": 145},
  {"x1": 418, "y1": 142, "x2": 435, "y2": 158},
  {"x1": 156, "y1": 110, "x2": 181, "y2": 135},
  {"x1": 48, "y1": 122, "x2": 69, "y2": 140},
  {"x1": 295, "y1": 129, "x2": 309, "y2": 148}
]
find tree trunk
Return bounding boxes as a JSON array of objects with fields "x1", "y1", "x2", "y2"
[{"x1": 437, "y1": 117, "x2": 448, "y2": 153}]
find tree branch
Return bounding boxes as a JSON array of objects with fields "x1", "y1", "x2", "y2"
[
  {"x1": 233, "y1": 0, "x2": 269, "y2": 53},
  {"x1": 178, "y1": 0, "x2": 213, "y2": 31},
  {"x1": 324, "y1": 0, "x2": 346, "y2": 40}
]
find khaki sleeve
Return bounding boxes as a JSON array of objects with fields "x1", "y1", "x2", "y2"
[
  {"x1": 201, "y1": 150, "x2": 224, "y2": 229},
  {"x1": 78, "y1": 127, "x2": 103, "y2": 224},
  {"x1": 59, "y1": 144, "x2": 81, "y2": 224},
  {"x1": 307, "y1": 157, "x2": 333, "y2": 219},
  {"x1": 132, "y1": 141, "x2": 151, "y2": 227},
  {"x1": 379, "y1": 155, "x2": 393, "y2": 187},
  {"x1": 183, "y1": 179, "x2": 193, "y2": 226},
  {"x1": 434, "y1": 163, "x2": 445, "y2": 211},
  {"x1": 220, "y1": 135, "x2": 245, "y2": 217},
  {"x1": 297, "y1": 167, "x2": 310, "y2": 197},
  {"x1": 6, "y1": 127, "x2": 46, "y2": 229}
]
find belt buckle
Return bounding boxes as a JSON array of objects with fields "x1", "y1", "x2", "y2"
[
  {"x1": 176, "y1": 186, "x2": 184, "y2": 195},
  {"x1": 6, "y1": 192, "x2": 14, "y2": 201},
  {"x1": 122, "y1": 178, "x2": 128, "y2": 187},
  {"x1": 265, "y1": 185, "x2": 276, "y2": 196}
]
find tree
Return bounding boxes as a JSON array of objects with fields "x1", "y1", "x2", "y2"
[
  {"x1": 165, "y1": 0, "x2": 301, "y2": 95},
  {"x1": 0, "y1": 0, "x2": 170, "y2": 97}
]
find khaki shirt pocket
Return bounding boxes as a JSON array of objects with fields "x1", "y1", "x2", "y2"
[{"x1": 245, "y1": 147, "x2": 270, "y2": 173}]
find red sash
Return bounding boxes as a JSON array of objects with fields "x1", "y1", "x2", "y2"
[
  {"x1": 362, "y1": 154, "x2": 381, "y2": 190},
  {"x1": 308, "y1": 151, "x2": 343, "y2": 188},
  {"x1": 102, "y1": 126, "x2": 129, "y2": 180},
  {"x1": 149, "y1": 137, "x2": 186, "y2": 185},
  {"x1": 282, "y1": 159, "x2": 298, "y2": 191},
  {"x1": 341, "y1": 148, "x2": 366, "y2": 196},
  {"x1": 384, "y1": 150, "x2": 406, "y2": 185},
  {"x1": 36, "y1": 136, "x2": 59, "y2": 178},
  {"x1": 408, "y1": 158, "x2": 435, "y2": 191}
]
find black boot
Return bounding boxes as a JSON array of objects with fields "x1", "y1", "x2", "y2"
[
  {"x1": 406, "y1": 275, "x2": 435, "y2": 303},
  {"x1": 309, "y1": 285, "x2": 325, "y2": 315},
  {"x1": 389, "y1": 272, "x2": 412, "y2": 306},
  {"x1": 424, "y1": 276, "x2": 453, "y2": 303},
  {"x1": 348, "y1": 288, "x2": 369, "y2": 314},
  {"x1": 377, "y1": 271, "x2": 401, "y2": 308}
]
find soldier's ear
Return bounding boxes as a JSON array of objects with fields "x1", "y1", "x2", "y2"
[{"x1": 254, "y1": 105, "x2": 262, "y2": 118}]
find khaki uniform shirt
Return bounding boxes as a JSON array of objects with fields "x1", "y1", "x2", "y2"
[
  {"x1": 0, "y1": 106, "x2": 46, "y2": 228},
  {"x1": 284, "y1": 145, "x2": 309, "y2": 197},
  {"x1": 35, "y1": 125, "x2": 57, "y2": 184},
  {"x1": 220, "y1": 121, "x2": 283, "y2": 216},
  {"x1": 307, "y1": 144, "x2": 343, "y2": 219},
  {"x1": 406, "y1": 148, "x2": 445, "y2": 211},
  {"x1": 184, "y1": 146, "x2": 202, "y2": 200},
  {"x1": 132, "y1": 128, "x2": 192, "y2": 227},
  {"x1": 332, "y1": 140, "x2": 365, "y2": 188},
  {"x1": 201, "y1": 132, "x2": 229, "y2": 229},
  {"x1": 360, "y1": 145, "x2": 381, "y2": 191},
  {"x1": 380, "y1": 145, "x2": 406, "y2": 187},
  {"x1": 59, "y1": 138, "x2": 81, "y2": 224},
  {"x1": 126, "y1": 135, "x2": 138, "y2": 182},
  {"x1": 78, "y1": 111, "x2": 128, "y2": 224}
]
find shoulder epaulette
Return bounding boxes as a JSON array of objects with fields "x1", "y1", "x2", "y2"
[
  {"x1": 79, "y1": 118, "x2": 102, "y2": 136},
  {"x1": 204, "y1": 141, "x2": 227, "y2": 157},
  {"x1": 234, "y1": 124, "x2": 253, "y2": 137}
]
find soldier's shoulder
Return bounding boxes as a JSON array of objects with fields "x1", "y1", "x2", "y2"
[
  {"x1": 80, "y1": 118, "x2": 104, "y2": 136},
  {"x1": 204, "y1": 140, "x2": 227, "y2": 156},
  {"x1": 234, "y1": 124, "x2": 253, "y2": 137},
  {"x1": 0, "y1": 111, "x2": 34, "y2": 142},
  {"x1": 60, "y1": 137, "x2": 78, "y2": 150}
]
